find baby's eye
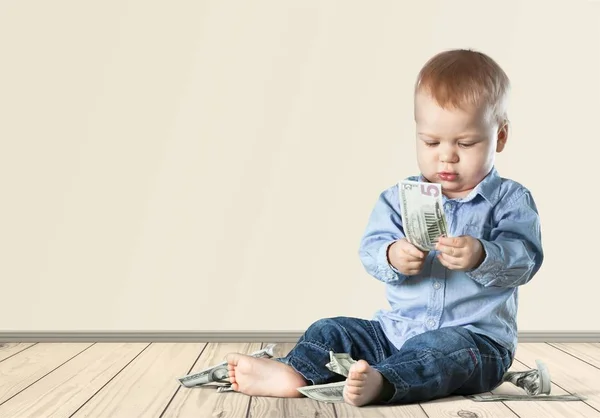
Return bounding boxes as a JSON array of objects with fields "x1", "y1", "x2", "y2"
[
  {"x1": 459, "y1": 142, "x2": 475, "y2": 148},
  {"x1": 425, "y1": 142, "x2": 439, "y2": 147}
]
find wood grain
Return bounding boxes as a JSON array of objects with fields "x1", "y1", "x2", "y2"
[
  {"x1": 162, "y1": 342, "x2": 260, "y2": 418},
  {"x1": 1, "y1": 342, "x2": 599, "y2": 417},
  {"x1": 515, "y1": 343, "x2": 600, "y2": 413},
  {"x1": 70, "y1": 342, "x2": 205, "y2": 418},
  {"x1": 419, "y1": 393, "x2": 518, "y2": 418},
  {"x1": 0, "y1": 343, "x2": 148, "y2": 418},
  {"x1": 0, "y1": 343, "x2": 36, "y2": 362},
  {"x1": 248, "y1": 342, "x2": 336, "y2": 418},
  {"x1": 549, "y1": 343, "x2": 600, "y2": 368},
  {"x1": 336, "y1": 401, "x2": 428, "y2": 418},
  {"x1": 0, "y1": 342, "x2": 92, "y2": 405},
  {"x1": 491, "y1": 358, "x2": 600, "y2": 417}
]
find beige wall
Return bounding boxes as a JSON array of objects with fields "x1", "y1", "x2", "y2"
[{"x1": 1, "y1": 0, "x2": 598, "y2": 332}]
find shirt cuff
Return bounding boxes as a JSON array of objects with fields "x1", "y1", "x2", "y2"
[
  {"x1": 377, "y1": 240, "x2": 406, "y2": 282},
  {"x1": 466, "y1": 239, "x2": 504, "y2": 286}
]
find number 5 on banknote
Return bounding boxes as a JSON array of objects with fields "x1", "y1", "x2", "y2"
[
  {"x1": 399, "y1": 180, "x2": 448, "y2": 251},
  {"x1": 420, "y1": 183, "x2": 440, "y2": 197}
]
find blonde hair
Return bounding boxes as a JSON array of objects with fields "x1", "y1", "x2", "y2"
[{"x1": 414, "y1": 49, "x2": 511, "y2": 125}]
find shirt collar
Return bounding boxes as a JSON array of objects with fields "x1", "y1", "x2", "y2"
[{"x1": 417, "y1": 166, "x2": 501, "y2": 205}]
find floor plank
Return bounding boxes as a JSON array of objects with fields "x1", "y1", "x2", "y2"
[
  {"x1": 550, "y1": 343, "x2": 600, "y2": 369},
  {"x1": 247, "y1": 342, "x2": 336, "y2": 418},
  {"x1": 162, "y1": 342, "x2": 260, "y2": 418},
  {"x1": 0, "y1": 343, "x2": 36, "y2": 362},
  {"x1": 336, "y1": 401, "x2": 428, "y2": 418},
  {"x1": 334, "y1": 354, "x2": 428, "y2": 418},
  {"x1": 0, "y1": 342, "x2": 92, "y2": 405},
  {"x1": 491, "y1": 358, "x2": 600, "y2": 417},
  {"x1": 515, "y1": 343, "x2": 600, "y2": 413},
  {"x1": 419, "y1": 393, "x2": 518, "y2": 418},
  {"x1": 70, "y1": 342, "x2": 205, "y2": 418},
  {"x1": 2, "y1": 342, "x2": 599, "y2": 417},
  {"x1": 250, "y1": 396, "x2": 336, "y2": 418},
  {"x1": 0, "y1": 342, "x2": 149, "y2": 418}
]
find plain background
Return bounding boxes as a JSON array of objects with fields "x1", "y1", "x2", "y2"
[{"x1": 1, "y1": 0, "x2": 598, "y2": 332}]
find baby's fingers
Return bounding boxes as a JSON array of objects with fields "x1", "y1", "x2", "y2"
[
  {"x1": 398, "y1": 240, "x2": 427, "y2": 259},
  {"x1": 437, "y1": 253, "x2": 462, "y2": 270},
  {"x1": 403, "y1": 262, "x2": 425, "y2": 275},
  {"x1": 404, "y1": 260, "x2": 424, "y2": 269},
  {"x1": 436, "y1": 243, "x2": 462, "y2": 258}
]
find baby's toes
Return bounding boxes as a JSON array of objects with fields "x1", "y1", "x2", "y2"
[
  {"x1": 348, "y1": 372, "x2": 366, "y2": 385},
  {"x1": 344, "y1": 383, "x2": 362, "y2": 395},
  {"x1": 350, "y1": 359, "x2": 370, "y2": 374},
  {"x1": 228, "y1": 368, "x2": 236, "y2": 383}
]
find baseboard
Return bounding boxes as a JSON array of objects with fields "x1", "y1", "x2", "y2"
[
  {"x1": 518, "y1": 331, "x2": 600, "y2": 342},
  {"x1": 0, "y1": 331, "x2": 304, "y2": 343},
  {"x1": 1, "y1": 331, "x2": 600, "y2": 343}
]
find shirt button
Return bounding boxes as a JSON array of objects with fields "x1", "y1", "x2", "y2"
[
  {"x1": 433, "y1": 281, "x2": 441, "y2": 290},
  {"x1": 427, "y1": 319, "x2": 435, "y2": 328}
]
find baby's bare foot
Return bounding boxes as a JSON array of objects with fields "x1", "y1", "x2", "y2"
[
  {"x1": 225, "y1": 353, "x2": 307, "y2": 397},
  {"x1": 343, "y1": 360, "x2": 384, "y2": 406}
]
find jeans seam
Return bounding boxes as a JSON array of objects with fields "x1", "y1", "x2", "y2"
[
  {"x1": 302, "y1": 340, "x2": 333, "y2": 353},
  {"x1": 336, "y1": 322, "x2": 358, "y2": 358},
  {"x1": 467, "y1": 348, "x2": 479, "y2": 367},
  {"x1": 450, "y1": 348, "x2": 479, "y2": 390},
  {"x1": 480, "y1": 353, "x2": 505, "y2": 360},
  {"x1": 373, "y1": 365, "x2": 408, "y2": 402},
  {"x1": 375, "y1": 347, "x2": 479, "y2": 403},
  {"x1": 378, "y1": 347, "x2": 475, "y2": 371},
  {"x1": 448, "y1": 348, "x2": 478, "y2": 365},
  {"x1": 289, "y1": 355, "x2": 323, "y2": 384},
  {"x1": 366, "y1": 321, "x2": 386, "y2": 363}
]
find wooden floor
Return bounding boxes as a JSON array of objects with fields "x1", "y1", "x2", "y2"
[{"x1": 0, "y1": 342, "x2": 599, "y2": 417}]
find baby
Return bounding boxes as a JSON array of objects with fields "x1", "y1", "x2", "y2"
[{"x1": 225, "y1": 48, "x2": 544, "y2": 406}]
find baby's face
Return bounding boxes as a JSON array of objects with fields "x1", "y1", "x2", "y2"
[{"x1": 414, "y1": 91, "x2": 507, "y2": 199}]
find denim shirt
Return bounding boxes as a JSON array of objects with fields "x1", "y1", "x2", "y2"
[{"x1": 358, "y1": 166, "x2": 543, "y2": 355}]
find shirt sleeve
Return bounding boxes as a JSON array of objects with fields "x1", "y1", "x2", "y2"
[
  {"x1": 467, "y1": 190, "x2": 544, "y2": 288},
  {"x1": 358, "y1": 185, "x2": 410, "y2": 284}
]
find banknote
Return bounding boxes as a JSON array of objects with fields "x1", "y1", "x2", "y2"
[
  {"x1": 399, "y1": 180, "x2": 448, "y2": 251},
  {"x1": 325, "y1": 351, "x2": 356, "y2": 377},
  {"x1": 178, "y1": 344, "x2": 277, "y2": 387},
  {"x1": 297, "y1": 381, "x2": 346, "y2": 403},
  {"x1": 216, "y1": 351, "x2": 356, "y2": 397},
  {"x1": 467, "y1": 394, "x2": 586, "y2": 402},
  {"x1": 297, "y1": 351, "x2": 358, "y2": 403},
  {"x1": 501, "y1": 359, "x2": 551, "y2": 396}
]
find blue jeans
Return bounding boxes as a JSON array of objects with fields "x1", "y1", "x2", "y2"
[{"x1": 275, "y1": 316, "x2": 513, "y2": 404}]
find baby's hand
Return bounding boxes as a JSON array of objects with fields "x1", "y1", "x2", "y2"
[
  {"x1": 387, "y1": 238, "x2": 429, "y2": 276},
  {"x1": 435, "y1": 235, "x2": 485, "y2": 271}
]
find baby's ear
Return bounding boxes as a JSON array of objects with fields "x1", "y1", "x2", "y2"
[{"x1": 496, "y1": 120, "x2": 509, "y2": 152}]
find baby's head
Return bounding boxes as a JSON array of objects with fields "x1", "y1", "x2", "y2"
[{"x1": 413, "y1": 49, "x2": 510, "y2": 198}]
